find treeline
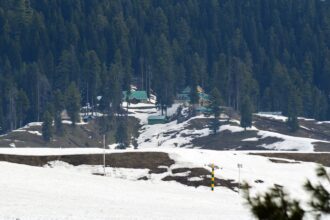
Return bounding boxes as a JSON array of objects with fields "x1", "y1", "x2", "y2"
[{"x1": 0, "y1": 0, "x2": 330, "y2": 134}]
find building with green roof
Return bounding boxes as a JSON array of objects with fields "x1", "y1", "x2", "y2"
[
  {"x1": 123, "y1": 90, "x2": 148, "y2": 103},
  {"x1": 176, "y1": 86, "x2": 210, "y2": 106},
  {"x1": 147, "y1": 115, "x2": 167, "y2": 125}
]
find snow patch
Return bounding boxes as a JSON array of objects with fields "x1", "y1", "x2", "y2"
[
  {"x1": 242, "y1": 137, "x2": 259, "y2": 142},
  {"x1": 257, "y1": 130, "x2": 322, "y2": 151},
  {"x1": 27, "y1": 131, "x2": 42, "y2": 136},
  {"x1": 255, "y1": 113, "x2": 287, "y2": 122},
  {"x1": 219, "y1": 124, "x2": 257, "y2": 133}
]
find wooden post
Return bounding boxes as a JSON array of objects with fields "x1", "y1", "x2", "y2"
[
  {"x1": 211, "y1": 164, "x2": 215, "y2": 191},
  {"x1": 237, "y1": 163, "x2": 243, "y2": 194},
  {"x1": 103, "y1": 134, "x2": 106, "y2": 176}
]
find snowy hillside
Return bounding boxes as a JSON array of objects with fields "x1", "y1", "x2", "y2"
[
  {"x1": 129, "y1": 103, "x2": 330, "y2": 152},
  {"x1": 0, "y1": 148, "x2": 329, "y2": 220},
  {"x1": 0, "y1": 103, "x2": 330, "y2": 219}
]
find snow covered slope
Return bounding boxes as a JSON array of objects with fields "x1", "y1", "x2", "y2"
[
  {"x1": 0, "y1": 148, "x2": 329, "y2": 219},
  {"x1": 131, "y1": 105, "x2": 330, "y2": 152}
]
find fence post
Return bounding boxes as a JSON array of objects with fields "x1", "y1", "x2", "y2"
[{"x1": 211, "y1": 164, "x2": 215, "y2": 191}]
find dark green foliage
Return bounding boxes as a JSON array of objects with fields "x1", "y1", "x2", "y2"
[
  {"x1": 287, "y1": 115, "x2": 299, "y2": 133},
  {"x1": 244, "y1": 184, "x2": 305, "y2": 220},
  {"x1": 189, "y1": 86, "x2": 199, "y2": 106},
  {"x1": 244, "y1": 166, "x2": 330, "y2": 220},
  {"x1": 83, "y1": 50, "x2": 101, "y2": 108},
  {"x1": 210, "y1": 118, "x2": 221, "y2": 135},
  {"x1": 54, "y1": 90, "x2": 65, "y2": 135},
  {"x1": 240, "y1": 96, "x2": 253, "y2": 130},
  {"x1": 66, "y1": 82, "x2": 81, "y2": 126},
  {"x1": 210, "y1": 88, "x2": 222, "y2": 118},
  {"x1": 209, "y1": 88, "x2": 222, "y2": 134},
  {"x1": 286, "y1": 88, "x2": 301, "y2": 132},
  {"x1": 115, "y1": 118, "x2": 130, "y2": 149},
  {"x1": 304, "y1": 167, "x2": 330, "y2": 217},
  {"x1": 16, "y1": 89, "x2": 30, "y2": 127},
  {"x1": 0, "y1": 0, "x2": 330, "y2": 134},
  {"x1": 42, "y1": 111, "x2": 53, "y2": 142}
]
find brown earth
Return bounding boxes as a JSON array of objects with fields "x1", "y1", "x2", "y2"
[
  {"x1": 0, "y1": 152, "x2": 174, "y2": 172},
  {"x1": 162, "y1": 167, "x2": 238, "y2": 191},
  {"x1": 187, "y1": 114, "x2": 330, "y2": 151},
  {"x1": 0, "y1": 117, "x2": 140, "y2": 148},
  {"x1": 251, "y1": 153, "x2": 330, "y2": 167},
  {"x1": 0, "y1": 151, "x2": 237, "y2": 190},
  {"x1": 254, "y1": 115, "x2": 330, "y2": 142},
  {"x1": 192, "y1": 129, "x2": 282, "y2": 150}
]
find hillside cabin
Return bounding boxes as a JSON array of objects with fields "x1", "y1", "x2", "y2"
[
  {"x1": 123, "y1": 90, "x2": 148, "y2": 104},
  {"x1": 148, "y1": 115, "x2": 167, "y2": 125},
  {"x1": 195, "y1": 106, "x2": 212, "y2": 115},
  {"x1": 176, "y1": 86, "x2": 210, "y2": 106}
]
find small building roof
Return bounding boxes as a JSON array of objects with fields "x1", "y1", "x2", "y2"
[
  {"x1": 147, "y1": 115, "x2": 166, "y2": 120},
  {"x1": 199, "y1": 93, "x2": 210, "y2": 100},
  {"x1": 123, "y1": 90, "x2": 148, "y2": 100},
  {"x1": 176, "y1": 93, "x2": 190, "y2": 100},
  {"x1": 182, "y1": 87, "x2": 191, "y2": 94},
  {"x1": 181, "y1": 86, "x2": 204, "y2": 94},
  {"x1": 195, "y1": 106, "x2": 212, "y2": 113}
]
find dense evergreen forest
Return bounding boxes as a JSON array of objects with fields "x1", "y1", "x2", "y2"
[{"x1": 0, "y1": 0, "x2": 330, "y2": 134}]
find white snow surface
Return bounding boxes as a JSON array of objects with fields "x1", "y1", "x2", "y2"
[
  {"x1": 27, "y1": 130, "x2": 42, "y2": 136},
  {"x1": 255, "y1": 113, "x2": 288, "y2": 122},
  {"x1": 138, "y1": 115, "x2": 211, "y2": 148},
  {"x1": 257, "y1": 130, "x2": 324, "y2": 151},
  {"x1": 130, "y1": 102, "x2": 330, "y2": 151},
  {"x1": 0, "y1": 148, "x2": 329, "y2": 219},
  {"x1": 242, "y1": 137, "x2": 259, "y2": 142},
  {"x1": 2, "y1": 98, "x2": 330, "y2": 219}
]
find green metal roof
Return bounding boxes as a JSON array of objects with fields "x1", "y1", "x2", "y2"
[
  {"x1": 176, "y1": 93, "x2": 190, "y2": 100},
  {"x1": 123, "y1": 90, "x2": 148, "y2": 100},
  {"x1": 196, "y1": 106, "x2": 212, "y2": 113},
  {"x1": 148, "y1": 115, "x2": 166, "y2": 120},
  {"x1": 199, "y1": 93, "x2": 210, "y2": 100},
  {"x1": 182, "y1": 87, "x2": 191, "y2": 94}
]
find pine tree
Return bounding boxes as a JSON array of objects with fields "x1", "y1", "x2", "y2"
[
  {"x1": 304, "y1": 166, "x2": 330, "y2": 216},
  {"x1": 66, "y1": 82, "x2": 81, "y2": 126},
  {"x1": 240, "y1": 96, "x2": 253, "y2": 131},
  {"x1": 210, "y1": 88, "x2": 222, "y2": 118},
  {"x1": 209, "y1": 88, "x2": 222, "y2": 134},
  {"x1": 83, "y1": 50, "x2": 101, "y2": 111},
  {"x1": 190, "y1": 86, "x2": 199, "y2": 105},
  {"x1": 243, "y1": 184, "x2": 305, "y2": 220},
  {"x1": 42, "y1": 110, "x2": 53, "y2": 142},
  {"x1": 16, "y1": 89, "x2": 30, "y2": 127},
  {"x1": 53, "y1": 90, "x2": 65, "y2": 135},
  {"x1": 244, "y1": 166, "x2": 330, "y2": 220},
  {"x1": 286, "y1": 88, "x2": 300, "y2": 132},
  {"x1": 115, "y1": 118, "x2": 129, "y2": 149}
]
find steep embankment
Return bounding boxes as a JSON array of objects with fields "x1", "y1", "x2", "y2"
[
  {"x1": 2, "y1": 102, "x2": 330, "y2": 151},
  {"x1": 134, "y1": 105, "x2": 330, "y2": 152},
  {"x1": 0, "y1": 117, "x2": 140, "y2": 148}
]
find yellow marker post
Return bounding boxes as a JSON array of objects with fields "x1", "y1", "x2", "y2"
[{"x1": 211, "y1": 164, "x2": 215, "y2": 191}]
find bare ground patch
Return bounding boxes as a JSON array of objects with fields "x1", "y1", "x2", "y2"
[
  {"x1": 251, "y1": 153, "x2": 330, "y2": 167},
  {"x1": 162, "y1": 167, "x2": 238, "y2": 191},
  {"x1": 0, "y1": 152, "x2": 174, "y2": 172},
  {"x1": 0, "y1": 151, "x2": 237, "y2": 190},
  {"x1": 192, "y1": 130, "x2": 282, "y2": 150},
  {"x1": 0, "y1": 117, "x2": 140, "y2": 148},
  {"x1": 254, "y1": 115, "x2": 330, "y2": 142}
]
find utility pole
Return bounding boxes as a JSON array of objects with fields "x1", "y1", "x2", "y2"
[
  {"x1": 211, "y1": 164, "x2": 215, "y2": 191},
  {"x1": 103, "y1": 134, "x2": 106, "y2": 176},
  {"x1": 237, "y1": 163, "x2": 243, "y2": 194}
]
